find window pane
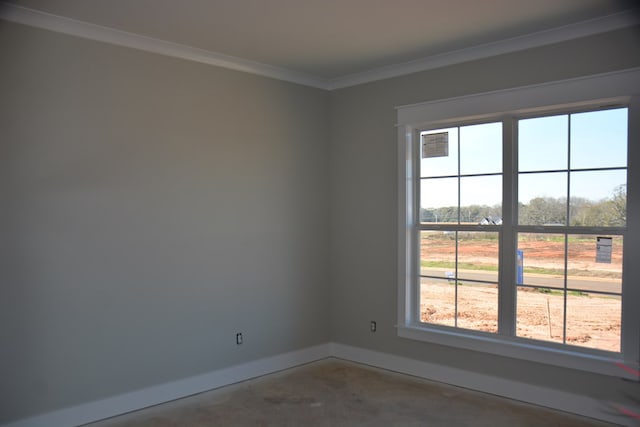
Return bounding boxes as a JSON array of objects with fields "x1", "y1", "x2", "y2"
[
  {"x1": 569, "y1": 170, "x2": 626, "y2": 227},
  {"x1": 518, "y1": 115, "x2": 568, "y2": 172},
  {"x1": 420, "y1": 177, "x2": 458, "y2": 224},
  {"x1": 457, "y1": 282, "x2": 498, "y2": 333},
  {"x1": 420, "y1": 277, "x2": 455, "y2": 327},
  {"x1": 460, "y1": 122, "x2": 502, "y2": 175},
  {"x1": 517, "y1": 233, "x2": 565, "y2": 289},
  {"x1": 517, "y1": 286, "x2": 564, "y2": 345},
  {"x1": 518, "y1": 172, "x2": 567, "y2": 226},
  {"x1": 420, "y1": 127, "x2": 458, "y2": 178},
  {"x1": 566, "y1": 294, "x2": 620, "y2": 352},
  {"x1": 458, "y1": 232, "x2": 499, "y2": 283},
  {"x1": 420, "y1": 230, "x2": 455, "y2": 279},
  {"x1": 570, "y1": 108, "x2": 627, "y2": 169},
  {"x1": 460, "y1": 175, "x2": 502, "y2": 223},
  {"x1": 567, "y1": 235, "x2": 622, "y2": 294}
]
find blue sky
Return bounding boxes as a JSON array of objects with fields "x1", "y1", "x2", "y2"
[{"x1": 420, "y1": 108, "x2": 627, "y2": 209}]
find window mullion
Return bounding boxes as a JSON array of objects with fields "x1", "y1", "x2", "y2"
[
  {"x1": 455, "y1": 128, "x2": 461, "y2": 328},
  {"x1": 411, "y1": 128, "x2": 421, "y2": 325},
  {"x1": 621, "y1": 96, "x2": 640, "y2": 366},
  {"x1": 563, "y1": 115, "x2": 571, "y2": 345},
  {"x1": 498, "y1": 117, "x2": 517, "y2": 337}
]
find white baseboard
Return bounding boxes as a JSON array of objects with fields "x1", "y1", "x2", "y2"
[
  {"x1": 330, "y1": 342, "x2": 633, "y2": 427},
  {"x1": 2, "y1": 343, "x2": 331, "y2": 427},
  {"x1": 3, "y1": 342, "x2": 633, "y2": 427}
]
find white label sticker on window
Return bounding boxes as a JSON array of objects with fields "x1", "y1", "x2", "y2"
[
  {"x1": 422, "y1": 132, "x2": 449, "y2": 158},
  {"x1": 596, "y1": 236, "x2": 612, "y2": 264}
]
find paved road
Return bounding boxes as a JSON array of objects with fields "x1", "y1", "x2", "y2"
[{"x1": 420, "y1": 268, "x2": 621, "y2": 294}]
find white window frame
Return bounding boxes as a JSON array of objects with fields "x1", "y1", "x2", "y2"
[{"x1": 397, "y1": 68, "x2": 640, "y2": 377}]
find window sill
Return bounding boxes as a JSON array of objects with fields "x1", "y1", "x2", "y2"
[{"x1": 397, "y1": 323, "x2": 634, "y2": 379}]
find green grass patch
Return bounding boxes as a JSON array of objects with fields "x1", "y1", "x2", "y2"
[
  {"x1": 522, "y1": 266, "x2": 564, "y2": 276},
  {"x1": 525, "y1": 266, "x2": 620, "y2": 279},
  {"x1": 535, "y1": 288, "x2": 588, "y2": 297},
  {"x1": 569, "y1": 291, "x2": 588, "y2": 297},
  {"x1": 421, "y1": 260, "x2": 621, "y2": 279},
  {"x1": 420, "y1": 261, "x2": 497, "y2": 271}
]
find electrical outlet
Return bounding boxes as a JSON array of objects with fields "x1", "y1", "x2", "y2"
[
  {"x1": 370, "y1": 321, "x2": 377, "y2": 333},
  {"x1": 236, "y1": 332, "x2": 243, "y2": 345}
]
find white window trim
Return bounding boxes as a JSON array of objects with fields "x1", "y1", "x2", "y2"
[{"x1": 397, "y1": 68, "x2": 640, "y2": 378}]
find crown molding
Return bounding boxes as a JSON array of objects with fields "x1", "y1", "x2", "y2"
[
  {"x1": 0, "y1": 3, "x2": 329, "y2": 89},
  {"x1": 327, "y1": 9, "x2": 640, "y2": 90},
  {"x1": 1, "y1": 3, "x2": 638, "y2": 91}
]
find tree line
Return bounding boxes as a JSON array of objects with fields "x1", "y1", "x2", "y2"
[{"x1": 421, "y1": 184, "x2": 626, "y2": 226}]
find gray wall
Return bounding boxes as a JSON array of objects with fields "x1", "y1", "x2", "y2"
[
  {"x1": 329, "y1": 26, "x2": 640, "y2": 404},
  {"x1": 0, "y1": 21, "x2": 329, "y2": 423}
]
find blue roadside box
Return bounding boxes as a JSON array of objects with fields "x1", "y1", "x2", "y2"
[{"x1": 517, "y1": 249, "x2": 524, "y2": 285}]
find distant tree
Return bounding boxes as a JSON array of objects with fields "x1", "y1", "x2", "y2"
[
  {"x1": 461, "y1": 204, "x2": 500, "y2": 223},
  {"x1": 420, "y1": 208, "x2": 436, "y2": 222},
  {"x1": 438, "y1": 206, "x2": 458, "y2": 223},
  {"x1": 519, "y1": 197, "x2": 566, "y2": 225},
  {"x1": 422, "y1": 204, "x2": 503, "y2": 224},
  {"x1": 610, "y1": 184, "x2": 627, "y2": 226},
  {"x1": 571, "y1": 185, "x2": 626, "y2": 227},
  {"x1": 580, "y1": 202, "x2": 612, "y2": 227},
  {"x1": 569, "y1": 197, "x2": 592, "y2": 226}
]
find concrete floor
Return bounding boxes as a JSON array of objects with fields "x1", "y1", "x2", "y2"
[{"x1": 87, "y1": 359, "x2": 617, "y2": 427}]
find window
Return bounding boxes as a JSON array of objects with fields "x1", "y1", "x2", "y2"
[
  {"x1": 419, "y1": 123, "x2": 502, "y2": 333},
  {"x1": 397, "y1": 69, "x2": 640, "y2": 376},
  {"x1": 515, "y1": 109, "x2": 626, "y2": 352}
]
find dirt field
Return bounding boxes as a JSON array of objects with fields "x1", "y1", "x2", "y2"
[
  {"x1": 420, "y1": 283, "x2": 620, "y2": 352},
  {"x1": 420, "y1": 234, "x2": 622, "y2": 352}
]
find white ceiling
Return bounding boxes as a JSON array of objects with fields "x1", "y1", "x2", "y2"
[{"x1": 2, "y1": 0, "x2": 639, "y2": 88}]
